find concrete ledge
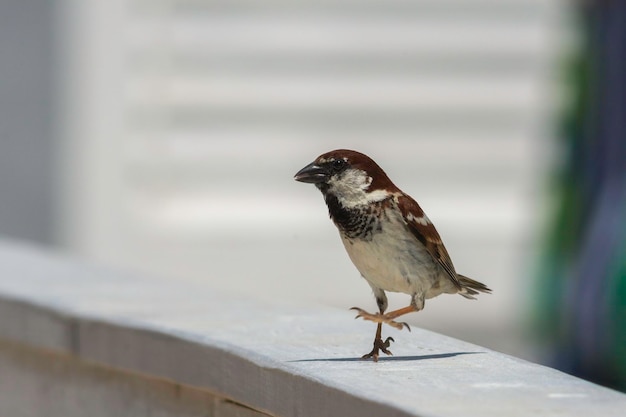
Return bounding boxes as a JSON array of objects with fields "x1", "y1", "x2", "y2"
[
  {"x1": 0, "y1": 339, "x2": 268, "y2": 417},
  {"x1": 1, "y1": 241, "x2": 626, "y2": 417}
]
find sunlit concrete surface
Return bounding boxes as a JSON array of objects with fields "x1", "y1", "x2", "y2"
[{"x1": 1, "y1": 241, "x2": 625, "y2": 417}]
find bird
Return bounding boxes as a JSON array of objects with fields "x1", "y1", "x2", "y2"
[{"x1": 294, "y1": 149, "x2": 491, "y2": 361}]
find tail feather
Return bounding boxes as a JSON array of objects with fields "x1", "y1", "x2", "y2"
[{"x1": 457, "y1": 274, "x2": 492, "y2": 299}]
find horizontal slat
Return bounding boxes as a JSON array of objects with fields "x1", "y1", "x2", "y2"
[
  {"x1": 128, "y1": 107, "x2": 538, "y2": 132},
  {"x1": 127, "y1": 16, "x2": 554, "y2": 57},
  {"x1": 125, "y1": 74, "x2": 541, "y2": 112},
  {"x1": 130, "y1": 0, "x2": 562, "y2": 19},
  {"x1": 121, "y1": 131, "x2": 538, "y2": 174},
  {"x1": 124, "y1": 191, "x2": 530, "y2": 238},
  {"x1": 129, "y1": 52, "x2": 548, "y2": 77}
]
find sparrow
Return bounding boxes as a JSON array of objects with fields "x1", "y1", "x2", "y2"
[{"x1": 294, "y1": 149, "x2": 491, "y2": 361}]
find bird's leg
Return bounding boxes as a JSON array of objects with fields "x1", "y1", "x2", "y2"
[
  {"x1": 352, "y1": 293, "x2": 424, "y2": 332},
  {"x1": 360, "y1": 322, "x2": 395, "y2": 362},
  {"x1": 350, "y1": 305, "x2": 416, "y2": 331},
  {"x1": 359, "y1": 294, "x2": 394, "y2": 361}
]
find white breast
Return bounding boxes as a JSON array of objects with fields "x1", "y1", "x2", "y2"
[{"x1": 339, "y1": 207, "x2": 438, "y2": 296}]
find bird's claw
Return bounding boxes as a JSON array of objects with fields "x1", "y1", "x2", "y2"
[
  {"x1": 361, "y1": 336, "x2": 395, "y2": 362},
  {"x1": 379, "y1": 336, "x2": 394, "y2": 355},
  {"x1": 350, "y1": 307, "x2": 411, "y2": 331}
]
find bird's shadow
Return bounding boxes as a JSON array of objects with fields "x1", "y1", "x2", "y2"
[{"x1": 290, "y1": 351, "x2": 483, "y2": 363}]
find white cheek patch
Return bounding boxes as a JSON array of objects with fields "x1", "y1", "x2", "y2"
[
  {"x1": 364, "y1": 189, "x2": 391, "y2": 203},
  {"x1": 328, "y1": 169, "x2": 389, "y2": 207}
]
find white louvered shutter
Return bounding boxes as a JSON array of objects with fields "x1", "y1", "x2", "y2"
[{"x1": 59, "y1": 0, "x2": 573, "y2": 358}]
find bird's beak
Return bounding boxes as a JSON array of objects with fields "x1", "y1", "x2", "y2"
[{"x1": 294, "y1": 161, "x2": 329, "y2": 184}]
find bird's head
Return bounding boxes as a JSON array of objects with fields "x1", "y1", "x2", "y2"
[{"x1": 294, "y1": 149, "x2": 397, "y2": 207}]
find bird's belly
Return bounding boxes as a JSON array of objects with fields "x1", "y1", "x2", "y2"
[{"x1": 340, "y1": 231, "x2": 436, "y2": 295}]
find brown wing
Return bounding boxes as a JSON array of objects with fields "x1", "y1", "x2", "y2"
[{"x1": 397, "y1": 194, "x2": 462, "y2": 290}]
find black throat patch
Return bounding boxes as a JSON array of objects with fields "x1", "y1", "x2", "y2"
[{"x1": 322, "y1": 192, "x2": 388, "y2": 240}]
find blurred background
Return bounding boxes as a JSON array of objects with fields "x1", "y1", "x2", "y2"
[{"x1": 1, "y1": 0, "x2": 624, "y2": 391}]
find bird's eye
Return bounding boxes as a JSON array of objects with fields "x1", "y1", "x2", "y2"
[{"x1": 332, "y1": 159, "x2": 346, "y2": 170}]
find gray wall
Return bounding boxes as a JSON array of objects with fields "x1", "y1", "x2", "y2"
[{"x1": 0, "y1": 0, "x2": 57, "y2": 245}]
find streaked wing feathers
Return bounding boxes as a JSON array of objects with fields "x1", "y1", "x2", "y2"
[{"x1": 397, "y1": 195, "x2": 462, "y2": 290}]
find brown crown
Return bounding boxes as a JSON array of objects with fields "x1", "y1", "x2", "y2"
[{"x1": 315, "y1": 149, "x2": 398, "y2": 192}]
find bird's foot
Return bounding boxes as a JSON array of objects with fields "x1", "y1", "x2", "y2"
[
  {"x1": 361, "y1": 337, "x2": 394, "y2": 362},
  {"x1": 350, "y1": 307, "x2": 411, "y2": 331}
]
